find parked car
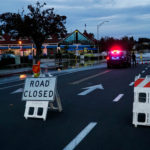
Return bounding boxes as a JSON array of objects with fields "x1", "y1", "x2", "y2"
[
  {"x1": 1, "y1": 54, "x2": 16, "y2": 65},
  {"x1": 2, "y1": 54, "x2": 15, "y2": 59}
]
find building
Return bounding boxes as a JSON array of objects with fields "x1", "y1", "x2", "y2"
[{"x1": 0, "y1": 30, "x2": 97, "y2": 57}]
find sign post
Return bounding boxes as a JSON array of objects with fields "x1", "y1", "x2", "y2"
[{"x1": 22, "y1": 77, "x2": 62, "y2": 120}]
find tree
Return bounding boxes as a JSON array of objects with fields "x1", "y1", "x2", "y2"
[
  {"x1": 83, "y1": 30, "x2": 94, "y2": 40},
  {"x1": 98, "y1": 36, "x2": 135, "y2": 52},
  {"x1": 0, "y1": 2, "x2": 67, "y2": 62}
]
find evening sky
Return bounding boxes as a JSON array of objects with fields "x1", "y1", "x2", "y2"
[{"x1": 0, "y1": 0, "x2": 150, "y2": 40}]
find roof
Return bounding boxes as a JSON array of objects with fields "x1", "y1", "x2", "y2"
[
  {"x1": 59, "y1": 29, "x2": 94, "y2": 45},
  {"x1": 0, "y1": 30, "x2": 95, "y2": 46}
]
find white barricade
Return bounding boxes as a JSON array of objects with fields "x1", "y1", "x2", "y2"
[
  {"x1": 133, "y1": 75, "x2": 150, "y2": 127},
  {"x1": 22, "y1": 73, "x2": 62, "y2": 121},
  {"x1": 24, "y1": 101, "x2": 49, "y2": 121}
]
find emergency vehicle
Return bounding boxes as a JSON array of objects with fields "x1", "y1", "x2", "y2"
[{"x1": 106, "y1": 47, "x2": 131, "y2": 68}]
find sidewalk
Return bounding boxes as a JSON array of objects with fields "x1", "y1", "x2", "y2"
[
  {"x1": 0, "y1": 59, "x2": 68, "y2": 77},
  {"x1": 0, "y1": 67, "x2": 33, "y2": 77},
  {"x1": 0, "y1": 59, "x2": 106, "y2": 78}
]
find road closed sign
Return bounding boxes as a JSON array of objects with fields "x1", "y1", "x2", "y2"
[{"x1": 22, "y1": 77, "x2": 56, "y2": 101}]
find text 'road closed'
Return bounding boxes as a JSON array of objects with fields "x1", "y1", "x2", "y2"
[
  {"x1": 22, "y1": 77, "x2": 56, "y2": 101},
  {"x1": 23, "y1": 90, "x2": 53, "y2": 98}
]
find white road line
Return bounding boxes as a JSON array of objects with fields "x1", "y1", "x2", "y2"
[
  {"x1": 142, "y1": 70, "x2": 145, "y2": 73},
  {"x1": 71, "y1": 70, "x2": 111, "y2": 85},
  {"x1": 129, "y1": 82, "x2": 134, "y2": 86},
  {"x1": 145, "y1": 68, "x2": 148, "y2": 70},
  {"x1": 113, "y1": 94, "x2": 124, "y2": 102},
  {"x1": 63, "y1": 122, "x2": 97, "y2": 150},
  {"x1": 0, "y1": 83, "x2": 24, "y2": 90},
  {"x1": 78, "y1": 84, "x2": 104, "y2": 96},
  {"x1": 11, "y1": 88, "x2": 23, "y2": 94}
]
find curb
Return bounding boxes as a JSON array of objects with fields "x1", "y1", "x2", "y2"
[
  {"x1": 0, "y1": 60, "x2": 106, "y2": 78},
  {"x1": 0, "y1": 70, "x2": 33, "y2": 78},
  {"x1": 41, "y1": 65, "x2": 60, "y2": 70},
  {"x1": 0, "y1": 66, "x2": 58, "y2": 78}
]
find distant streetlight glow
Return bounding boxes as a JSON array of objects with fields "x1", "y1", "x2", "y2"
[
  {"x1": 18, "y1": 40, "x2": 24, "y2": 62},
  {"x1": 18, "y1": 40, "x2": 22, "y2": 45}
]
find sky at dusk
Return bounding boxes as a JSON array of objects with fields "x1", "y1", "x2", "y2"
[{"x1": 0, "y1": 0, "x2": 150, "y2": 40}]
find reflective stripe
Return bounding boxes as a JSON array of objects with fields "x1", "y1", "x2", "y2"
[
  {"x1": 144, "y1": 82, "x2": 150, "y2": 87},
  {"x1": 134, "y1": 78, "x2": 144, "y2": 87}
]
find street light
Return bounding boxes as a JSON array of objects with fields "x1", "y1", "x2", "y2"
[
  {"x1": 18, "y1": 40, "x2": 22, "y2": 55},
  {"x1": 96, "y1": 21, "x2": 109, "y2": 61},
  {"x1": 97, "y1": 21, "x2": 109, "y2": 40},
  {"x1": 18, "y1": 40, "x2": 22, "y2": 45}
]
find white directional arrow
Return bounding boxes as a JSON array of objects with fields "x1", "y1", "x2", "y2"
[
  {"x1": 11, "y1": 88, "x2": 24, "y2": 94},
  {"x1": 78, "y1": 84, "x2": 104, "y2": 96}
]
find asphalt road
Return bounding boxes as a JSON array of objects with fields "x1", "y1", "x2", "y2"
[{"x1": 0, "y1": 63, "x2": 150, "y2": 150}]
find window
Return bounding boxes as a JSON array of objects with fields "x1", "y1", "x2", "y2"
[{"x1": 139, "y1": 93, "x2": 146, "y2": 103}]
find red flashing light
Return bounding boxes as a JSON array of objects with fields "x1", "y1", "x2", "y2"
[{"x1": 106, "y1": 56, "x2": 110, "y2": 60}]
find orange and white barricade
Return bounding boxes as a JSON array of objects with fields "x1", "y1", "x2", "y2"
[{"x1": 133, "y1": 75, "x2": 150, "y2": 127}]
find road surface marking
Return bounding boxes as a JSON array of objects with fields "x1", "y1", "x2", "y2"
[
  {"x1": 63, "y1": 122, "x2": 97, "y2": 150},
  {"x1": 145, "y1": 68, "x2": 148, "y2": 70},
  {"x1": 11, "y1": 88, "x2": 23, "y2": 94},
  {"x1": 113, "y1": 94, "x2": 124, "y2": 102},
  {"x1": 129, "y1": 82, "x2": 134, "y2": 86},
  {"x1": 142, "y1": 70, "x2": 145, "y2": 73},
  {"x1": 71, "y1": 70, "x2": 111, "y2": 85},
  {"x1": 78, "y1": 84, "x2": 104, "y2": 96},
  {"x1": 0, "y1": 83, "x2": 24, "y2": 90}
]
